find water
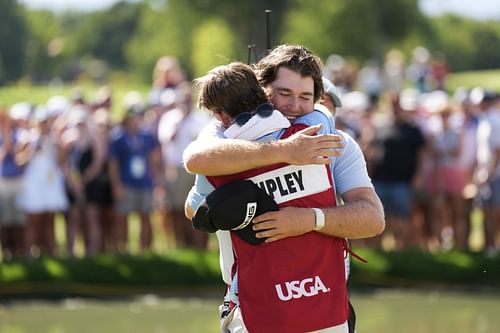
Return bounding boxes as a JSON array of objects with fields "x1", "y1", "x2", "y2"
[{"x1": 0, "y1": 289, "x2": 498, "y2": 333}]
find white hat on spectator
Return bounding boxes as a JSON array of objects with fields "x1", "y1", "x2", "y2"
[
  {"x1": 9, "y1": 102, "x2": 32, "y2": 120},
  {"x1": 340, "y1": 91, "x2": 369, "y2": 113},
  {"x1": 399, "y1": 88, "x2": 420, "y2": 111},
  {"x1": 33, "y1": 106, "x2": 50, "y2": 123},
  {"x1": 46, "y1": 95, "x2": 70, "y2": 117},
  {"x1": 421, "y1": 90, "x2": 449, "y2": 114},
  {"x1": 322, "y1": 77, "x2": 342, "y2": 107},
  {"x1": 67, "y1": 105, "x2": 89, "y2": 126},
  {"x1": 123, "y1": 91, "x2": 144, "y2": 110},
  {"x1": 160, "y1": 88, "x2": 181, "y2": 109}
]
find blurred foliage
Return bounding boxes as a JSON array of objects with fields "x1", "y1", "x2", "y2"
[
  {"x1": 427, "y1": 15, "x2": 500, "y2": 71},
  {"x1": 283, "y1": 0, "x2": 423, "y2": 61},
  {"x1": 191, "y1": 18, "x2": 237, "y2": 77},
  {"x1": 22, "y1": 9, "x2": 68, "y2": 81},
  {"x1": 447, "y1": 69, "x2": 500, "y2": 92},
  {"x1": 0, "y1": 0, "x2": 500, "y2": 86},
  {"x1": 0, "y1": 0, "x2": 27, "y2": 84},
  {"x1": 71, "y1": 1, "x2": 143, "y2": 69},
  {"x1": 0, "y1": 249, "x2": 499, "y2": 297}
]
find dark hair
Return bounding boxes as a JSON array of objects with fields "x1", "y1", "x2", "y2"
[
  {"x1": 255, "y1": 44, "x2": 324, "y2": 102},
  {"x1": 194, "y1": 62, "x2": 268, "y2": 118}
]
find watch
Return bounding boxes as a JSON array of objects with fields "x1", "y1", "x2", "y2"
[{"x1": 312, "y1": 208, "x2": 325, "y2": 231}]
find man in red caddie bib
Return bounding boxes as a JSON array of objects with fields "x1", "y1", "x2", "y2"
[{"x1": 191, "y1": 62, "x2": 348, "y2": 332}]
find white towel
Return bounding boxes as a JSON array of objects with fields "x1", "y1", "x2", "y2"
[{"x1": 224, "y1": 110, "x2": 290, "y2": 140}]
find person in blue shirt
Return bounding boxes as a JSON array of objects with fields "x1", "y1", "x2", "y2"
[{"x1": 109, "y1": 105, "x2": 161, "y2": 254}]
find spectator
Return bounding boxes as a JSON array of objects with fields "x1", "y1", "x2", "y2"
[
  {"x1": 367, "y1": 90, "x2": 426, "y2": 249},
  {"x1": 60, "y1": 105, "x2": 106, "y2": 256},
  {"x1": 0, "y1": 105, "x2": 30, "y2": 260},
  {"x1": 476, "y1": 90, "x2": 500, "y2": 256},
  {"x1": 109, "y1": 103, "x2": 161, "y2": 254},
  {"x1": 428, "y1": 102, "x2": 468, "y2": 250},
  {"x1": 92, "y1": 108, "x2": 117, "y2": 253},
  {"x1": 16, "y1": 106, "x2": 68, "y2": 257},
  {"x1": 157, "y1": 85, "x2": 211, "y2": 249}
]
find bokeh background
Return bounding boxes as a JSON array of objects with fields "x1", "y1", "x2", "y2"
[{"x1": 1, "y1": 1, "x2": 500, "y2": 332}]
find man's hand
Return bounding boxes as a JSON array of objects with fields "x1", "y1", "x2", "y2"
[
  {"x1": 253, "y1": 187, "x2": 385, "y2": 242},
  {"x1": 279, "y1": 124, "x2": 344, "y2": 165},
  {"x1": 252, "y1": 207, "x2": 315, "y2": 243}
]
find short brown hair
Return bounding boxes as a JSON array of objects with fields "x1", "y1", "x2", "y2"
[
  {"x1": 194, "y1": 62, "x2": 268, "y2": 118},
  {"x1": 255, "y1": 44, "x2": 324, "y2": 102}
]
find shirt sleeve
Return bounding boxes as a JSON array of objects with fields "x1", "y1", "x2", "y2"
[
  {"x1": 333, "y1": 130, "x2": 373, "y2": 195},
  {"x1": 293, "y1": 106, "x2": 335, "y2": 135},
  {"x1": 186, "y1": 174, "x2": 215, "y2": 212},
  {"x1": 293, "y1": 108, "x2": 372, "y2": 194}
]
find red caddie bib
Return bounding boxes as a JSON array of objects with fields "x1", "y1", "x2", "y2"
[{"x1": 208, "y1": 125, "x2": 348, "y2": 333}]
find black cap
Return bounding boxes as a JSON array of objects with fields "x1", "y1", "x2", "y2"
[{"x1": 192, "y1": 180, "x2": 278, "y2": 245}]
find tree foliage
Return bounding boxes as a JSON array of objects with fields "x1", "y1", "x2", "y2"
[
  {"x1": 191, "y1": 18, "x2": 237, "y2": 78},
  {"x1": 71, "y1": 1, "x2": 143, "y2": 69},
  {"x1": 2, "y1": 0, "x2": 500, "y2": 84},
  {"x1": 282, "y1": 0, "x2": 422, "y2": 63},
  {"x1": 23, "y1": 9, "x2": 66, "y2": 81},
  {"x1": 0, "y1": 0, "x2": 27, "y2": 84}
]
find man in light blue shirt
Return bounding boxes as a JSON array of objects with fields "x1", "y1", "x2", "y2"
[{"x1": 184, "y1": 45, "x2": 384, "y2": 333}]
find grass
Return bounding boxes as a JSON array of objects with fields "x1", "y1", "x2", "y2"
[
  {"x1": 0, "y1": 80, "x2": 149, "y2": 120},
  {"x1": 0, "y1": 209, "x2": 498, "y2": 296},
  {"x1": 1, "y1": 68, "x2": 499, "y2": 116},
  {"x1": 1, "y1": 248, "x2": 499, "y2": 298},
  {"x1": 350, "y1": 248, "x2": 500, "y2": 289},
  {"x1": 447, "y1": 68, "x2": 500, "y2": 92}
]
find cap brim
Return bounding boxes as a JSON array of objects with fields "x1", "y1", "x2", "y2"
[
  {"x1": 330, "y1": 93, "x2": 342, "y2": 108},
  {"x1": 192, "y1": 180, "x2": 278, "y2": 245},
  {"x1": 232, "y1": 183, "x2": 278, "y2": 245},
  {"x1": 192, "y1": 201, "x2": 218, "y2": 233}
]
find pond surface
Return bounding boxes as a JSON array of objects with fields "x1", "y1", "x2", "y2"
[{"x1": 0, "y1": 289, "x2": 499, "y2": 333}]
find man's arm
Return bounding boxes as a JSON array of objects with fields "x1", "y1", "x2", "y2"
[
  {"x1": 252, "y1": 187, "x2": 384, "y2": 242},
  {"x1": 183, "y1": 125, "x2": 344, "y2": 176},
  {"x1": 252, "y1": 130, "x2": 385, "y2": 242}
]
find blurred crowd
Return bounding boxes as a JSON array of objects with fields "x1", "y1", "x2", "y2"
[
  {"x1": 0, "y1": 47, "x2": 499, "y2": 261},
  {"x1": 327, "y1": 46, "x2": 500, "y2": 256},
  {"x1": 0, "y1": 56, "x2": 212, "y2": 260}
]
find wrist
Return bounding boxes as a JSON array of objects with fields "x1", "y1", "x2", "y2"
[{"x1": 312, "y1": 208, "x2": 325, "y2": 231}]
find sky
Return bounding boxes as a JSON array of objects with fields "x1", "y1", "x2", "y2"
[{"x1": 18, "y1": 0, "x2": 500, "y2": 21}]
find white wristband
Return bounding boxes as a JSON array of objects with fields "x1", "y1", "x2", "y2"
[{"x1": 312, "y1": 208, "x2": 325, "y2": 231}]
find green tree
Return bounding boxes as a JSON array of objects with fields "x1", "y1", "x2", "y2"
[
  {"x1": 0, "y1": 0, "x2": 27, "y2": 84},
  {"x1": 182, "y1": 0, "x2": 290, "y2": 60},
  {"x1": 282, "y1": 0, "x2": 422, "y2": 62},
  {"x1": 471, "y1": 24, "x2": 500, "y2": 70},
  {"x1": 70, "y1": 1, "x2": 143, "y2": 69},
  {"x1": 126, "y1": 0, "x2": 289, "y2": 82},
  {"x1": 191, "y1": 18, "x2": 237, "y2": 77},
  {"x1": 426, "y1": 15, "x2": 500, "y2": 71},
  {"x1": 125, "y1": 0, "x2": 203, "y2": 82},
  {"x1": 23, "y1": 9, "x2": 66, "y2": 81},
  {"x1": 427, "y1": 16, "x2": 476, "y2": 71}
]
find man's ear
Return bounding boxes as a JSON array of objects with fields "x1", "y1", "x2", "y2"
[{"x1": 264, "y1": 86, "x2": 274, "y2": 100}]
